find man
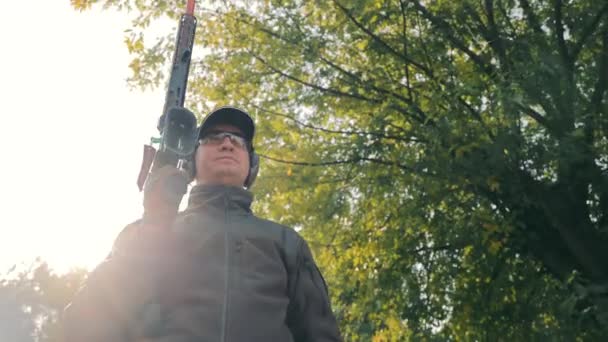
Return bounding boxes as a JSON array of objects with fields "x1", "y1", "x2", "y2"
[{"x1": 63, "y1": 106, "x2": 342, "y2": 341}]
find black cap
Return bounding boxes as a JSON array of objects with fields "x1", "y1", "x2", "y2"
[{"x1": 198, "y1": 106, "x2": 255, "y2": 142}]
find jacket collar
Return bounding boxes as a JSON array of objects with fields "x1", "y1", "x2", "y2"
[{"x1": 185, "y1": 184, "x2": 253, "y2": 214}]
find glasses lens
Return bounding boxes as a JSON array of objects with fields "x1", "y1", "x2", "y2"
[
  {"x1": 224, "y1": 132, "x2": 246, "y2": 148},
  {"x1": 201, "y1": 132, "x2": 247, "y2": 149}
]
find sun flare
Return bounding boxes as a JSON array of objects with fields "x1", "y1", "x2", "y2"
[{"x1": 0, "y1": 1, "x2": 172, "y2": 273}]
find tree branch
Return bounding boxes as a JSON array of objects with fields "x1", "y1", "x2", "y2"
[
  {"x1": 317, "y1": 55, "x2": 429, "y2": 123},
  {"x1": 553, "y1": 0, "x2": 572, "y2": 68},
  {"x1": 515, "y1": 103, "x2": 552, "y2": 129},
  {"x1": 410, "y1": 0, "x2": 496, "y2": 77},
  {"x1": 259, "y1": 154, "x2": 361, "y2": 167},
  {"x1": 259, "y1": 154, "x2": 424, "y2": 174},
  {"x1": 457, "y1": 97, "x2": 496, "y2": 140},
  {"x1": 331, "y1": 0, "x2": 433, "y2": 76},
  {"x1": 261, "y1": 46, "x2": 431, "y2": 125},
  {"x1": 248, "y1": 50, "x2": 382, "y2": 104},
  {"x1": 585, "y1": 26, "x2": 608, "y2": 143},
  {"x1": 515, "y1": 170, "x2": 608, "y2": 282},
  {"x1": 570, "y1": 2, "x2": 608, "y2": 62},
  {"x1": 413, "y1": 10, "x2": 437, "y2": 79},
  {"x1": 236, "y1": 13, "x2": 430, "y2": 124},
  {"x1": 518, "y1": 0, "x2": 543, "y2": 34},
  {"x1": 399, "y1": 0, "x2": 413, "y2": 101},
  {"x1": 483, "y1": 0, "x2": 508, "y2": 69},
  {"x1": 250, "y1": 104, "x2": 426, "y2": 143},
  {"x1": 496, "y1": 0, "x2": 518, "y2": 36}
]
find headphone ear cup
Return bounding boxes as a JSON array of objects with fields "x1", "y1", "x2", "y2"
[
  {"x1": 245, "y1": 150, "x2": 259, "y2": 189},
  {"x1": 187, "y1": 159, "x2": 196, "y2": 181},
  {"x1": 189, "y1": 148, "x2": 198, "y2": 180}
]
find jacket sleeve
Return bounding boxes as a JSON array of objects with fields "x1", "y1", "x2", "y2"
[
  {"x1": 286, "y1": 239, "x2": 342, "y2": 342},
  {"x1": 63, "y1": 221, "x2": 158, "y2": 342}
]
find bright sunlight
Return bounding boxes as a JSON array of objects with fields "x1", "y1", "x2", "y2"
[{"x1": 0, "y1": 1, "x2": 172, "y2": 273}]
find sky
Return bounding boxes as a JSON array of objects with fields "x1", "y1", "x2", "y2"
[{"x1": 0, "y1": 2, "x2": 176, "y2": 273}]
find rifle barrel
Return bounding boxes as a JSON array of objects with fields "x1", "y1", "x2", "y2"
[{"x1": 187, "y1": 0, "x2": 195, "y2": 15}]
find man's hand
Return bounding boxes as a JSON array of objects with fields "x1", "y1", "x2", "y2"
[{"x1": 143, "y1": 164, "x2": 190, "y2": 226}]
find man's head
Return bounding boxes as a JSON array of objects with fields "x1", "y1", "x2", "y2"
[{"x1": 193, "y1": 107, "x2": 258, "y2": 188}]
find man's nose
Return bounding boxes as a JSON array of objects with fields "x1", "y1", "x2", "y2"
[{"x1": 218, "y1": 136, "x2": 235, "y2": 150}]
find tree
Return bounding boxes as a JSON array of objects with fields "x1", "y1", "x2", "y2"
[
  {"x1": 74, "y1": 0, "x2": 608, "y2": 339},
  {"x1": 0, "y1": 260, "x2": 87, "y2": 342}
]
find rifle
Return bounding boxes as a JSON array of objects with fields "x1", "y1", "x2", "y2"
[{"x1": 137, "y1": 0, "x2": 198, "y2": 191}]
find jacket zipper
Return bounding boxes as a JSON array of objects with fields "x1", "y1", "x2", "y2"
[{"x1": 220, "y1": 193, "x2": 230, "y2": 342}]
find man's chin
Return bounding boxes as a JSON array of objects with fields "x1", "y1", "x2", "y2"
[{"x1": 202, "y1": 169, "x2": 246, "y2": 187}]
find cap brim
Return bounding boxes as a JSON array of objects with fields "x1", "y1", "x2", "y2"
[{"x1": 198, "y1": 106, "x2": 255, "y2": 142}]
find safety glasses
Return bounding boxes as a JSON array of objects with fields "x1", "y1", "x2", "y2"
[{"x1": 199, "y1": 131, "x2": 248, "y2": 150}]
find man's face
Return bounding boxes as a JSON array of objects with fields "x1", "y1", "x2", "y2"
[{"x1": 194, "y1": 123, "x2": 250, "y2": 187}]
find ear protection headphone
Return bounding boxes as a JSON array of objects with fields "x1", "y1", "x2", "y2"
[{"x1": 244, "y1": 147, "x2": 260, "y2": 189}]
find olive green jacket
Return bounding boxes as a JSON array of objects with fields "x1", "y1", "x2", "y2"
[{"x1": 64, "y1": 184, "x2": 341, "y2": 342}]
